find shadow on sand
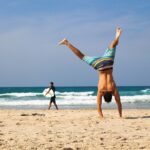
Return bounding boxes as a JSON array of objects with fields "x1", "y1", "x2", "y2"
[{"x1": 125, "y1": 116, "x2": 150, "y2": 119}]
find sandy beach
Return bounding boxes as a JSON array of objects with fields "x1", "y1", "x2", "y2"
[{"x1": 0, "y1": 109, "x2": 149, "y2": 150}]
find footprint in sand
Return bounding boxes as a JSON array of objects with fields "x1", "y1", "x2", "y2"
[
  {"x1": 21, "y1": 113, "x2": 29, "y2": 116},
  {"x1": 16, "y1": 122, "x2": 21, "y2": 125},
  {"x1": 139, "y1": 146, "x2": 146, "y2": 149},
  {"x1": 9, "y1": 138, "x2": 13, "y2": 141},
  {"x1": 121, "y1": 137, "x2": 127, "y2": 141},
  {"x1": 95, "y1": 121, "x2": 99, "y2": 124},
  {"x1": 0, "y1": 143, "x2": 3, "y2": 146},
  {"x1": 101, "y1": 131, "x2": 106, "y2": 134},
  {"x1": 116, "y1": 136, "x2": 122, "y2": 139},
  {"x1": 32, "y1": 113, "x2": 45, "y2": 116},
  {"x1": 63, "y1": 148, "x2": 74, "y2": 150},
  {"x1": 49, "y1": 139, "x2": 53, "y2": 142},
  {"x1": 135, "y1": 127, "x2": 141, "y2": 131}
]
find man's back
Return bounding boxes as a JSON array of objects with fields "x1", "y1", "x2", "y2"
[{"x1": 99, "y1": 69, "x2": 115, "y2": 92}]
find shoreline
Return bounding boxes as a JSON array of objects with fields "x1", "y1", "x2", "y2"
[
  {"x1": 0, "y1": 109, "x2": 150, "y2": 150},
  {"x1": 0, "y1": 107, "x2": 150, "y2": 110}
]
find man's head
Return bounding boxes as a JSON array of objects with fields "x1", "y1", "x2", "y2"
[
  {"x1": 50, "y1": 82, "x2": 54, "y2": 86},
  {"x1": 103, "y1": 91, "x2": 112, "y2": 103}
]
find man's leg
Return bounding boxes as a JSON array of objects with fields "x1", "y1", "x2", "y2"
[
  {"x1": 48, "y1": 101, "x2": 52, "y2": 110},
  {"x1": 59, "y1": 39, "x2": 84, "y2": 60},
  {"x1": 109, "y1": 27, "x2": 122, "y2": 49},
  {"x1": 53, "y1": 102, "x2": 59, "y2": 110}
]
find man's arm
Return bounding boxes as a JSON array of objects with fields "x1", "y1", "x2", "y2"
[
  {"x1": 45, "y1": 88, "x2": 51, "y2": 96},
  {"x1": 113, "y1": 86, "x2": 122, "y2": 118},
  {"x1": 97, "y1": 91, "x2": 104, "y2": 118}
]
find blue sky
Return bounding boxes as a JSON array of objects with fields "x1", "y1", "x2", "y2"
[{"x1": 0, "y1": 0, "x2": 150, "y2": 86}]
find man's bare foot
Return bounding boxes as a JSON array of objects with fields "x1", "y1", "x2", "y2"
[
  {"x1": 99, "y1": 116, "x2": 104, "y2": 120},
  {"x1": 58, "y1": 38, "x2": 68, "y2": 45},
  {"x1": 115, "y1": 27, "x2": 122, "y2": 39}
]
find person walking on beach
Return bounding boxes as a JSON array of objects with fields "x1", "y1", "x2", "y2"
[
  {"x1": 59, "y1": 27, "x2": 122, "y2": 118},
  {"x1": 46, "y1": 82, "x2": 58, "y2": 110}
]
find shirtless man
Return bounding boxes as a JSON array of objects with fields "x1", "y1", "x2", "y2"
[{"x1": 59, "y1": 27, "x2": 122, "y2": 118}]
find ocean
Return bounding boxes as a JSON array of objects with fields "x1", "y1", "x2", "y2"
[{"x1": 0, "y1": 86, "x2": 150, "y2": 109}]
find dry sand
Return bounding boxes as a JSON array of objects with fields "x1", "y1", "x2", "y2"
[{"x1": 0, "y1": 109, "x2": 150, "y2": 150}]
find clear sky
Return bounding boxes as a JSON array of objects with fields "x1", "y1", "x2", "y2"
[{"x1": 0, "y1": 0, "x2": 150, "y2": 87}]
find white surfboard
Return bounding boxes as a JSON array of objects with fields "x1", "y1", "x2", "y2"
[{"x1": 43, "y1": 88, "x2": 54, "y2": 98}]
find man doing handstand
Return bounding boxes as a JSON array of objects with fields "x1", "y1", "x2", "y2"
[{"x1": 59, "y1": 27, "x2": 122, "y2": 118}]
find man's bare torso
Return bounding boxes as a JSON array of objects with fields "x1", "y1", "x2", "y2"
[{"x1": 98, "y1": 69, "x2": 116, "y2": 93}]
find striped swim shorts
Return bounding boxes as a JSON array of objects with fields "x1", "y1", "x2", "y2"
[{"x1": 82, "y1": 47, "x2": 116, "y2": 71}]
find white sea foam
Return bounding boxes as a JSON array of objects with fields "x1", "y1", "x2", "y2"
[
  {"x1": 121, "y1": 95, "x2": 150, "y2": 103},
  {"x1": 141, "y1": 88, "x2": 150, "y2": 93},
  {"x1": 58, "y1": 95, "x2": 95, "y2": 100},
  {"x1": 0, "y1": 95, "x2": 150, "y2": 106},
  {"x1": 0, "y1": 91, "x2": 94, "y2": 98},
  {"x1": 0, "y1": 92, "x2": 42, "y2": 97},
  {"x1": 56, "y1": 91, "x2": 94, "y2": 96}
]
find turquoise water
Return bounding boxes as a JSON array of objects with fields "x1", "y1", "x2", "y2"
[{"x1": 0, "y1": 86, "x2": 150, "y2": 109}]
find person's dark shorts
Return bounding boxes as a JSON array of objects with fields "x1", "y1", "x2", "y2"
[{"x1": 50, "y1": 96, "x2": 56, "y2": 103}]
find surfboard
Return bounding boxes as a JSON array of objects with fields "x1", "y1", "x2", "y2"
[{"x1": 43, "y1": 88, "x2": 54, "y2": 98}]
